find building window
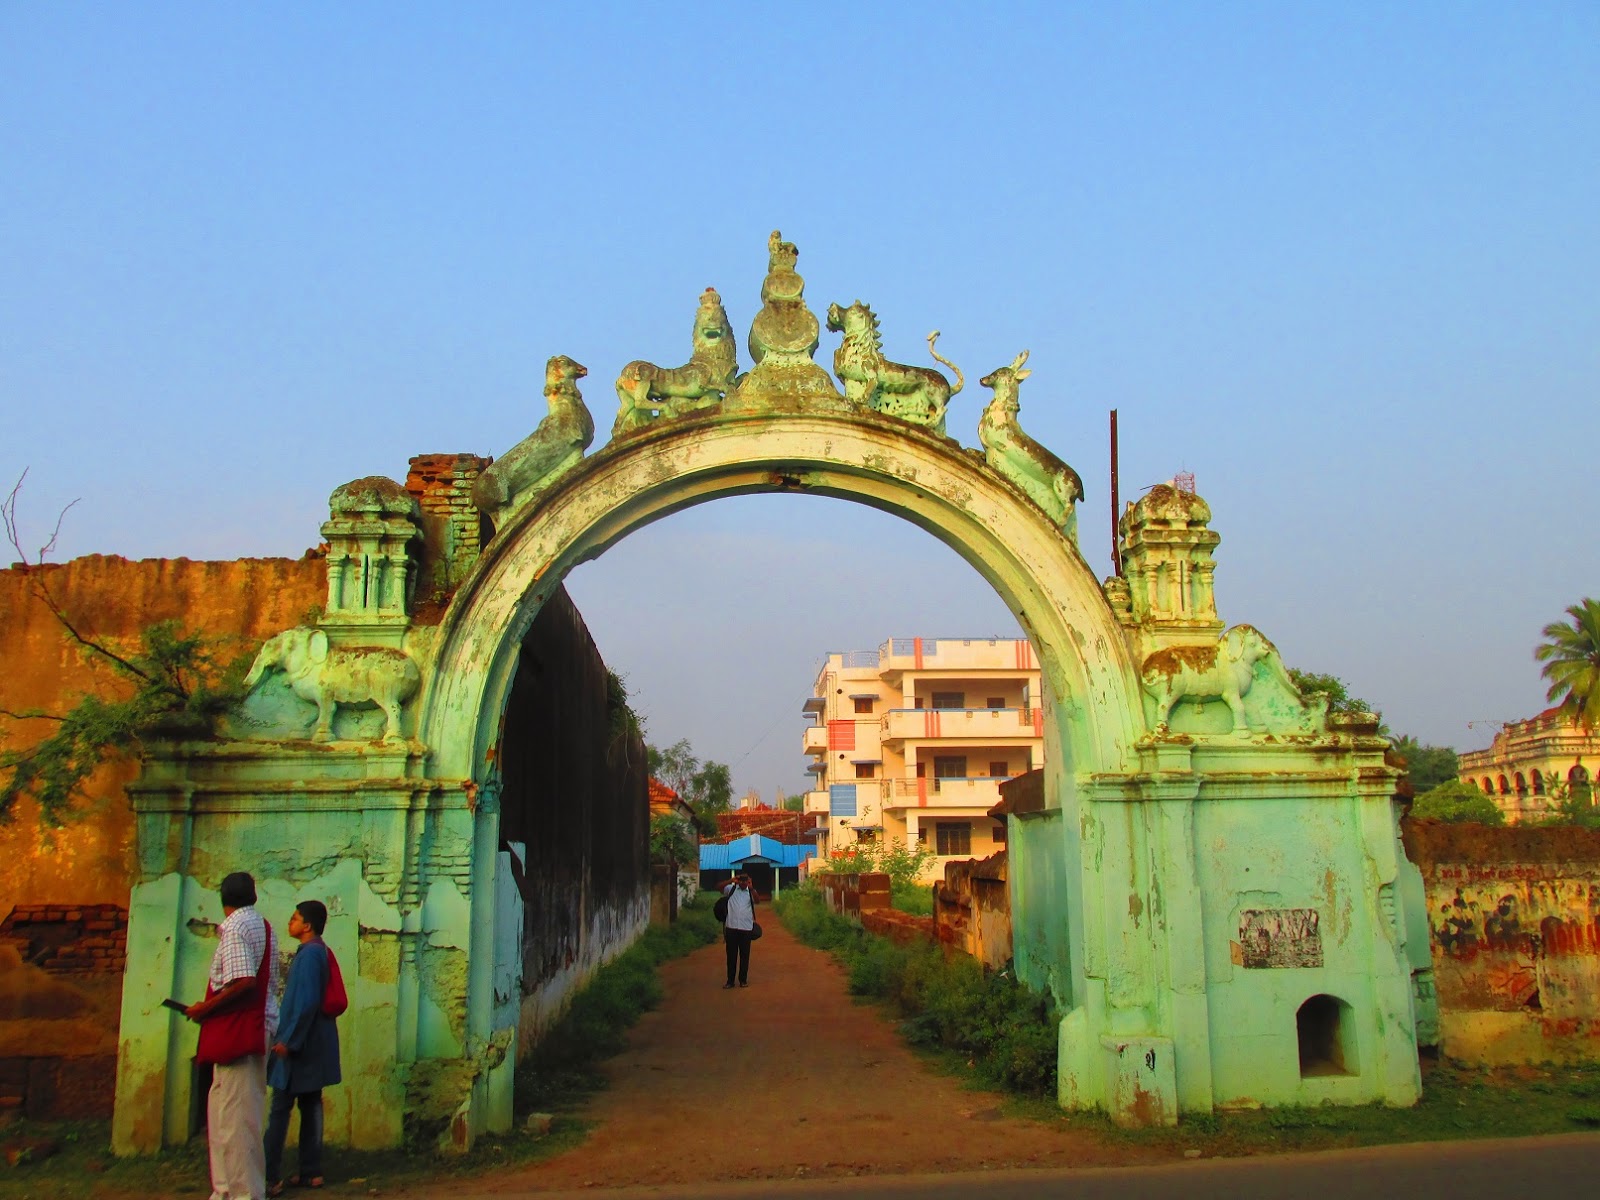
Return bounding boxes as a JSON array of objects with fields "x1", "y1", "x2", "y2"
[
  {"x1": 988, "y1": 761, "x2": 1008, "y2": 779},
  {"x1": 854, "y1": 763, "x2": 876, "y2": 779},
  {"x1": 931, "y1": 691, "x2": 965, "y2": 710},
  {"x1": 853, "y1": 697, "x2": 874, "y2": 714},
  {"x1": 986, "y1": 696, "x2": 1005, "y2": 710},
  {"x1": 1532, "y1": 770, "x2": 1545, "y2": 796},
  {"x1": 856, "y1": 829, "x2": 878, "y2": 845},
  {"x1": 935, "y1": 822, "x2": 972, "y2": 856},
  {"x1": 932, "y1": 756, "x2": 966, "y2": 794},
  {"x1": 993, "y1": 820, "x2": 1007, "y2": 844}
]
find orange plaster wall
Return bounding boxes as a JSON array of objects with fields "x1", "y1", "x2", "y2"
[{"x1": 0, "y1": 554, "x2": 325, "y2": 918}]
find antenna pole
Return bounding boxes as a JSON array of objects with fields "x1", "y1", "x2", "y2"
[{"x1": 1109, "y1": 409, "x2": 1121, "y2": 577}]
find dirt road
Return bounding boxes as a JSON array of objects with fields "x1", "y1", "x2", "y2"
[{"x1": 414, "y1": 907, "x2": 1170, "y2": 1195}]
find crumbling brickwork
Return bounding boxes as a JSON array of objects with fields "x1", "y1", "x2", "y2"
[{"x1": 406, "y1": 453, "x2": 492, "y2": 621}]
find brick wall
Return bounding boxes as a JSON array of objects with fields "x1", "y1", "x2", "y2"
[{"x1": 1403, "y1": 819, "x2": 1600, "y2": 1064}]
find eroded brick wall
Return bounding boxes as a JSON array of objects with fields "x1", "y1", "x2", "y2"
[
  {"x1": 1403, "y1": 819, "x2": 1600, "y2": 1064},
  {"x1": 0, "y1": 554, "x2": 326, "y2": 918}
]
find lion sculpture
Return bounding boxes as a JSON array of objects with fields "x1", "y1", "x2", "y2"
[
  {"x1": 613, "y1": 287, "x2": 738, "y2": 437},
  {"x1": 977, "y1": 351, "x2": 1083, "y2": 537},
  {"x1": 825, "y1": 300, "x2": 963, "y2": 435},
  {"x1": 473, "y1": 355, "x2": 594, "y2": 524}
]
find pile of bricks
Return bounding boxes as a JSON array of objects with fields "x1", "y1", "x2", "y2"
[{"x1": 0, "y1": 904, "x2": 127, "y2": 975}]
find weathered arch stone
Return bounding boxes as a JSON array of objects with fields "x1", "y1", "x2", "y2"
[{"x1": 420, "y1": 409, "x2": 1143, "y2": 785}]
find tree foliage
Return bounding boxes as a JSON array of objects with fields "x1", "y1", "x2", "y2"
[
  {"x1": 648, "y1": 811, "x2": 696, "y2": 865},
  {"x1": 1, "y1": 620, "x2": 251, "y2": 826},
  {"x1": 1286, "y1": 668, "x2": 1387, "y2": 732},
  {"x1": 1, "y1": 475, "x2": 250, "y2": 825},
  {"x1": 1410, "y1": 780, "x2": 1505, "y2": 825},
  {"x1": 645, "y1": 738, "x2": 734, "y2": 834},
  {"x1": 1535, "y1": 598, "x2": 1600, "y2": 732},
  {"x1": 823, "y1": 837, "x2": 935, "y2": 890},
  {"x1": 1390, "y1": 734, "x2": 1459, "y2": 794}
]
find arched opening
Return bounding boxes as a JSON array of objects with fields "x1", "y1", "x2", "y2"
[
  {"x1": 1570, "y1": 764, "x2": 1591, "y2": 803},
  {"x1": 1498, "y1": 774, "x2": 1511, "y2": 795},
  {"x1": 1297, "y1": 993, "x2": 1358, "y2": 1077},
  {"x1": 1531, "y1": 769, "x2": 1545, "y2": 796},
  {"x1": 1514, "y1": 772, "x2": 1527, "y2": 795},
  {"x1": 418, "y1": 410, "x2": 1146, "y2": 1110},
  {"x1": 1480, "y1": 777, "x2": 1493, "y2": 793}
]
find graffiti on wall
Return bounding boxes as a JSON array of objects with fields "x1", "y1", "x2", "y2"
[
  {"x1": 1234, "y1": 908, "x2": 1323, "y2": 969},
  {"x1": 1427, "y1": 875, "x2": 1600, "y2": 1019}
]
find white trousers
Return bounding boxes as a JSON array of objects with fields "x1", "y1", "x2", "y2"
[{"x1": 208, "y1": 1053, "x2": 267, "y2": 1200}]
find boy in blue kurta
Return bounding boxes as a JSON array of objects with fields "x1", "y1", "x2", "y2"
[{"x1": 264, "y1": 900, "x2": 341, "y2": 1194}]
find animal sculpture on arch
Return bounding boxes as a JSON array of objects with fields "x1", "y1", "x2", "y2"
[
  {"x1": 977, "y1": 350, "x2": 1083, "y2": 539},
  {"x1": 243, "y1": 627, "x2": 420, "y2": 744},
  {"x1": 473, "y1": 354, "x2": 594, "y2": 525},
  {"x1": 1140, "y1": 624, "x2": 1298, "y2": 736},
  {"x1": 612, "y1": 287, "x2": 739, "y2": 436},
  {"x1": 825, "y1": 300, "x2": 963, "y2": 435}
]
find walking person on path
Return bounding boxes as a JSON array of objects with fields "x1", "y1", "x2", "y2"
[
  {"x1": 720, "y1": 873, "x2": 757, "y2": 989},
  {"x1": 185, "y1": 870, "x2": 281, "y2": 1200},
  {"x1": 264, "y1": 900, "x2": 342, "y2": 1195}
]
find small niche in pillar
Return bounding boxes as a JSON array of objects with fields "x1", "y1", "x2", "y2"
[{"x1": 1297, "y1": 993, "x2": 1357, "y2": 1077}]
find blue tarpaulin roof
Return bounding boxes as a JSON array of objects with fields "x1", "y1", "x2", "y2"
[{"x1": 699, "y1": 834, "x2": 816, "y2": 870}]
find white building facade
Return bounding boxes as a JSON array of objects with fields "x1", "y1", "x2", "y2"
[{"x1": 803, "y1": 637, "x2": 1044, "y2": 880}]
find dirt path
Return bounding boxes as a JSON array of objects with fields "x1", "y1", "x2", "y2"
[{"x1": 412, "y1": 909, "x2": 1171, "y2": 1195}]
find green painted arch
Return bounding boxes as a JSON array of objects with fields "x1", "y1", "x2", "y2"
[{"x1": 418, "y1": 410, "x2": 1145, "y2": 786}]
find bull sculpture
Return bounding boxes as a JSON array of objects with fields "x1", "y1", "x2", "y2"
[{"x1": 243, "y1": 627, "x2": 420, "y2": 744}]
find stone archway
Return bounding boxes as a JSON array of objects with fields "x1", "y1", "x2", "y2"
[{"x1": 113, "y1": 232, "x2": 1424, "y2": 1155}]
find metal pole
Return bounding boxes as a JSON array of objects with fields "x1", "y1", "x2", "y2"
[{"x1": 1110, "y1": 409, "x2": 1122, "y2": 577}]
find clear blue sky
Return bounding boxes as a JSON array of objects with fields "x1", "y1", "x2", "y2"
[{"x1": 4, "y1": 4, "x2": 1596, "y2": 799}]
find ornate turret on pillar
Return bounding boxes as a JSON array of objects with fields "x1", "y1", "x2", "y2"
[
  {"x1": 1118, "y1": 481, "x2": 1222, "y2": 653},
  {"x1": 320, "y1": 476, "x2": 422, "y2": 646}
]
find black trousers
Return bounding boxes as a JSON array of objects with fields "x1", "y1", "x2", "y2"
[{"x1": 723, "y1": 927, "x2": 753, "y2": 984}]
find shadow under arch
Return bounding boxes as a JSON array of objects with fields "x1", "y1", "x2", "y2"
[{"x1": 419, "y1": 409, "x2": 1145, "y2": 786}]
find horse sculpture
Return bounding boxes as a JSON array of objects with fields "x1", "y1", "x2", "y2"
[
  {"x1": 613, "y1": 287, "x2": 738, "y2": 436},
  {"x1": 826, "y1": 300, "x2": 962, "y2": 435}
]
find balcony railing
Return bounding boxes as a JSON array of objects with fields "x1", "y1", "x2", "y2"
[
  {"x1": 881, "y1": 776, "x2": 1008, "y2": 808},
  {"x1": 879, "y1": 707, "x2": 1038, "y2": 742}
]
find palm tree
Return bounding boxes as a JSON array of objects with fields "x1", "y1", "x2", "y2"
[{"x1": 1535, "y1": 598, "x2": 1600, "y2": 732}]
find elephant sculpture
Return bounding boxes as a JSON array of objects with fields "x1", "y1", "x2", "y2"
[
  {"x1": 243, "y1": 627, "x2": 420, "y2": 744},
  {"x1": 1140, "y1": 624, "x2": 1292, "y2": 736}
]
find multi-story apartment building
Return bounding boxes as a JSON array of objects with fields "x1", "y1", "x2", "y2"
[
  {"x1": 802, "y1": 636, "x2": 1043, "y2": 880},
  {"x1": 1459, "y1": 706, "x2": 1596, "y2": 823}
]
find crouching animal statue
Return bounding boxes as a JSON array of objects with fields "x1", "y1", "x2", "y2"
[
  {"x1": 613, "y1": 287, "x2": 738, "y2": 436},
  {"x1": 977, "y1": 351, "x2": 1083, "y2": 538},
  {"x1": 244, "y1": 627, "x2": 421, "y2": 744},
  {"x1": 473, "y1": 355, "x2": 594, "y2": 525},
  {"x1": 1141, "y1": 624, "x2": 1295, "y2": 736},
  {"x1": 826, "y1": 301, "x2": 963, "y2": 435}
]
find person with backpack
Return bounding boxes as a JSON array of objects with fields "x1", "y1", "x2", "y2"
[
  {"x1": 718, "y1": 873, "x2": 758, "y2": 990},
  {"x1": 264, "y1": 900, "x2": 343, "y2": 1195}
]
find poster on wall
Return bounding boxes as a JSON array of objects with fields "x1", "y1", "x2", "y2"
[{"x1": 1233, "y1": 908, "x2": 1324, "y2": 969}]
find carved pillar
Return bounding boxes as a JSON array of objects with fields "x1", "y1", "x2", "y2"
[
  {"x1": 320, "y1": 476, "x2": 422, "y2": 646},
  {"x1": 1118, "y1": 483, "x2": 1223, "y2": 654}
]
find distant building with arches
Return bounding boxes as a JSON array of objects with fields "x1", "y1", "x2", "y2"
[{"x1": 1459, "y1": 707, "x2": 1596, "y2": 822}]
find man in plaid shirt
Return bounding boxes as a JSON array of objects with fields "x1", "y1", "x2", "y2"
[{"x1": 186, "y1": 871, "x2": 281, "y2": 1200}]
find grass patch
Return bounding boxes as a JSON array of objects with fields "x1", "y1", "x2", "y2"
[
  {"x1": 1075, "y1": 1058, "x2": 1600, "y2": 1158},
  {"x1": 775, "y1": 885, "x2": 1057, "y2": 1096},
  {"x1": 890, "y1": 882, "x2": 933, "y2": 916},
  {"x1": 0, "y1": 897, "x2": 722, "y2": 1199}
]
